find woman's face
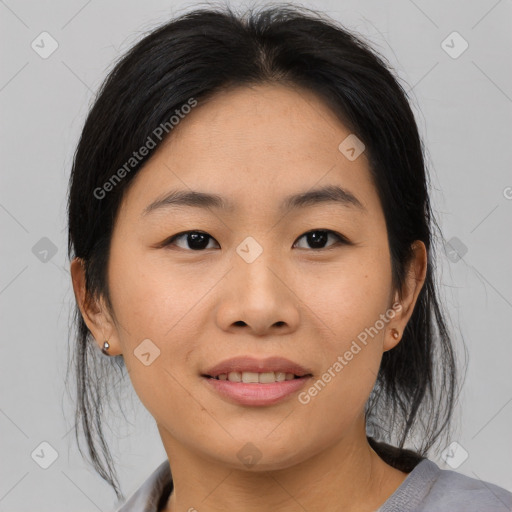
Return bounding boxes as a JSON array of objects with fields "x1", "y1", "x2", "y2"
[{"x1": 75, "y1": 83, "x2": 425, "y2": 471}]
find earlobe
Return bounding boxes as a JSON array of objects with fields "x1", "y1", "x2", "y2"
[
  {"x1": 101, "y1": 339, "x2": 111, "y2": 355},
  {"x1": 383, "y1": 326, "x2": 401, "y2": 352}
]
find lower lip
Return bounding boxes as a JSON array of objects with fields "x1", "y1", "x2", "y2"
[{"x1": 202, "y1": 376, "x2": 312, "y2": 406}]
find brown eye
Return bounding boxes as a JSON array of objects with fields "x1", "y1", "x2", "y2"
[
  {"x1": 293, "y1": 230, "x2": 348, "y2": 250},
  {"x1": 165, "y1": 231, "x2": 219, "y2": 251}
]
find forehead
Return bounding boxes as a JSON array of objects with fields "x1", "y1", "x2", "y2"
[
  {"x1": 118, "y1": 83, "x2": 378, "y2": 219},
  {"x1": 170, "y1": 82, "x2": 353, "y2": 155}
]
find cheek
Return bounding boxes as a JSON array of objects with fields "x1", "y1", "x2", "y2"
[
  {"x1": 300, "y1": 243, "x2": 393, "y2": 343},
  {"x1": 293, "y1": 244, "x2": 392, "y2": 407},
  {"x1": 106, "y1": 245, "x2": 216, "y2": 416},
  {"x1": 107, "y1": 243, "x2": 202, "y2": 343},
  {"x1": 109, "y1": 281, "x2": 202, "y2": 428}
]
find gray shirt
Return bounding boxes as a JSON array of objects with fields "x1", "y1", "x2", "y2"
[{"x1": 115, "y1": 457, "x2": 512, "y2": 511}]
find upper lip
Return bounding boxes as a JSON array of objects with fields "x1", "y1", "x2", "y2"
[{"x1": 203, "y1": 356, "x2": 313, "y2": 378}]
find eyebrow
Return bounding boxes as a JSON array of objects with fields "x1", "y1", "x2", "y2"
[{"x1": 141, "y1": 184, "x2": 366, "y2": 217}]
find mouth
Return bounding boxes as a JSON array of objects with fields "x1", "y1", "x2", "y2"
[
  {"x1": 202, "y1": 371, "x2": 312, "y2": 382},
  {"x1": 201, "y1": 356, "x2": 313, "y2": 405},
  {"x1": 203, "y1": 355, "x2": 313, "y2": 382},
  {"x1": 201, "y1": 371, "x2": 313, "y2": 406}
]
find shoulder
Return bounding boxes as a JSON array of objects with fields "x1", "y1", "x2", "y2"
[
  {"x1": 379, "y1": 458, "x2": 512, "y2": 512},
  {"x1": 115, "y1": 460, "x2": 173, "y2": 512},
  {"x1": 422, "y1": 460, "x2": 512, "y2": 511}
]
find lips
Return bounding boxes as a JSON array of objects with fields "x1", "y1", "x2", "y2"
[{"x1": 203, "y1": 356, "x2": 313, "y2": 378}]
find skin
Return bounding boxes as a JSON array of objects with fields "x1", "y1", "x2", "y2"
[{"x1": 71, "y1": 83, "x2": 427, "y2": 512}]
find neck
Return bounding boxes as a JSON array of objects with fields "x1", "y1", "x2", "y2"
[{"x1": 158, "y1": 419, "x2": 409, "y2": 512}]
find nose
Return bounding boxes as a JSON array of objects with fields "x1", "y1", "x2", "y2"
[{"x1": 215, "y1": 249, "x2": 301, "y2": 337}]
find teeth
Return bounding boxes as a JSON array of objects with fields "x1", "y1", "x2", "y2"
[
  {"x1": 215, "y1": 371, "x2": 298, "y2": 383},
  {"x1": 260, "y1": 371, "x2": 284, "y2": 383},
  {"x1": 227, "y1": 372, "x2": 241, "y2": 382}
]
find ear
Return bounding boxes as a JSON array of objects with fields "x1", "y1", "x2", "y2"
[
  {"x1": 70, "y1": 257, "x2": 122, "y2": 355},
  {"x1": 383, "y1": 241, "x2": 427, "y2": 352}
]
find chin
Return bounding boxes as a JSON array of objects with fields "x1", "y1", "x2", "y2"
[{"x1": 200, "y1": 438, "x2": 314, "y2": 472}]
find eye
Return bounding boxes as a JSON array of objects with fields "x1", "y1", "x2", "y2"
[
  {"x1": 164, "y1": 231, "x2": 219, "y2": 251},
  {"x1": 293, "y1": 229, "x2": 348, "y2": 250}
]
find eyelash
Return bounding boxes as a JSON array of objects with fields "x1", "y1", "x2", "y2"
[{"x1": 162, "y1": 229, "x2": 350, "y2": 251}]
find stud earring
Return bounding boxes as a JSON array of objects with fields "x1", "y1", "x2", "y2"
[
  {"x1": 101, "y1": 340, "x2": 111, "y2": 355},
  {"x1": 391, "y1": 328, "x2": 400, "y2": 340}
]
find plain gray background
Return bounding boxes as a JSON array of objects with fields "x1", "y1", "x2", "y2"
[{"x1": 1, "y1": 0, "x2": 511, "y2": 510}]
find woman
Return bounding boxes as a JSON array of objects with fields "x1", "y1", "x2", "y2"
[{"x1": 67, "y1": 4, "x2": 512, "y2": 511}]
